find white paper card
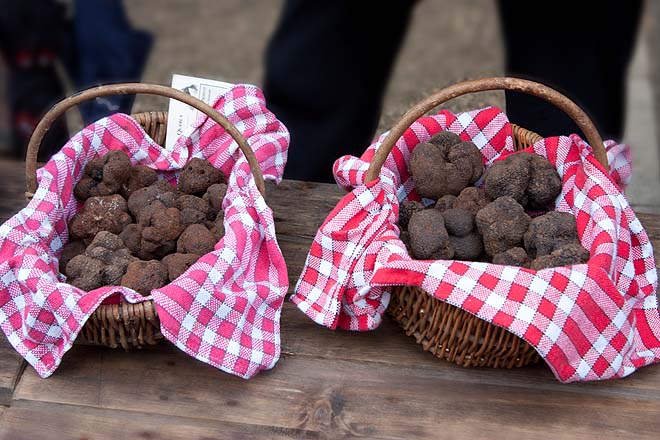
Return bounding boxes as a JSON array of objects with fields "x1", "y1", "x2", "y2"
[{"x1": 165, "y1": 74, "x2": 234, "y2": 151}]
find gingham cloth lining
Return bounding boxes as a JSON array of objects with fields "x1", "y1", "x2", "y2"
[
  {"x1": 292, "y1": 106, "x2": 660, "y2": 382},
  {"x1": 0, "y1": 84, "x2": 290, "y2": 379}
]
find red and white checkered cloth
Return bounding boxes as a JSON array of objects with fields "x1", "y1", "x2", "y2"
[
  {"x1": 0, "y1": 84, "x2": 290, "y2": 379},
  {"x1": 292, "y1": 107, "x2": 660, "y2": 382}
]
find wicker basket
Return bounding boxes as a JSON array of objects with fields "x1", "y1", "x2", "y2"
[
  {"x1": 24, "y1": 83, "x2": 267, "y2": 350},
  {"x1": 366, "y1": 77, "x2": 609, "y2": 369}
]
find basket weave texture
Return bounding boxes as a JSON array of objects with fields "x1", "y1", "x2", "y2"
[{"x1": 387, "y1": 124, "x2": 542, "y2": 368}]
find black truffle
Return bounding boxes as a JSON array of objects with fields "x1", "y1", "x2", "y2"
[
  {"x1": 73, "y1": 150, "x2": 131, "y2": 200},
  {"x1": 484, "y1": 152, "x2": 561, "y2": 209},
  {"x1": 58, "y1": 241, "x2": 86, "y2": 274},
  {"x1": 442, "y1": 208, "x2": 475, "y2": 237},
  {"x1": 492, "y1": 247, "x2": 529, "y2": 267},
  {"x1": 177, "y1": 195, "x2": 212, "y2": 227},
  {"x1": 208, "y1": 211, "x2": 226, "y2": 242},
  {"x1": 453, "y1": 187, "x2": 490, "y2": 216},
  {"x1": 137, "y1": 201, "x2": 184, "y2": 259},
  {"x1": 121, "y1": 260, "x2": 168, "y2": 296},
  {"x1": 530, "y1": 243, "x2": 590, "y2": 270},
  {"x1": 398, "y1": 201, "x2": 425, "y2": 230},
  {"x1": 203, "y1": 183, "x2": 228, "y2": 218},
  {"x1": 434, "y1": 195, "x2": 457, "y2": 213},
  {"x1": 524, "y1": 211, "x2": 579, "y2": 258},
  {"x1": 65, "y1": 231, "x2": 136, "y2": 290},
  {"x1": 120, "y1": 165, "x2": 158, "y2": 199},
  {"x1": 407, "y1": 209, "x2": 454, "y2": 260},
  {"x1": 409, "y1": 137, "x2": 483, "y2": 199},
  {"x1": 449, "y1": 233, "x2": 483, "y2": 261},
  {"x1": 177, "y1": 224, "x2": 217, "y2": 256},
  {"x1": 127, "y1": 180, "x2": 178, "y2": 218},
  {"x1": 475, "y1": 196, "x2": 531, "y2": 257},
  {"x1": 162, "y1": 253, "x2": 200, "y2": 281},
  {"x1": 69, "y1": 195, "x2": 132, "y2": 242},
  {"x1": 177, "y1": 158, "x2": 225, "y2": 195}
]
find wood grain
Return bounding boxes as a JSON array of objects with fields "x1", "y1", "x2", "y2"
[
  {"x1": 267, "y1": 180, "x2": 344, "y2": 240},
  {"x1": 11, "y1": 342, "x2": 660, "y2": 440},
  {"x1": 0, "y1": 161, "x2": 30, "y2": 406},
  {"x1": 0, "y1": 337, "x2": 23, "y2": 406},
  {"x1": 0, "y1": 400, "x2": 319, "y2": 440}
]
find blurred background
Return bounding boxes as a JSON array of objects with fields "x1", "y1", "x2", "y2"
[{"x1": 0, "y1": 0, "x2": 658, "y2": 210}]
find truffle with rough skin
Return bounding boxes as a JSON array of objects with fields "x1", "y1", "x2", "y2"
[
  {"x1": 484, "y1": 152, "x2": 561, "y2": 209},
  {"x1": 442, "y1": 208, "x2": 475, "y2": 237},
  {"x1": 524, "y1": 211, "x2": 579, "y2": 258},
  {"x1": 493, "y1": 247, "x2": 529, "y2": 267},
  {"x1": 64, "y1": 256, "x2": 105, "y2": 291},
  {"x1": 442, "y1": 208, "x2": 483, "y2": 260},
  {"x1": 428, "y1": 131, "x2": 462, "y2": 149},
  {"x1": 434, "y1": 195, "x2": 456, "y2": 212},
  {"x1": 73, "y1": 150, "x2": 131, "y2": 200},
  {"x1": 69, "y1": 195, "x2": 132, "y2": 241},
  {"x1": 121, "y1": 260, "x2": 168, "y2": 296},
  {"x1": 120, "y1": 165, "x2": 158, "y2": 199},
  {"x1": 407, "y1": 209, "x2": 454, "y2": 260},
  {"x1": 453, "y1": 187, "x2": 490, "y2": 215},
  {"x1": 398, "y1": 201, "x2": 424, "y2": 230},
  {"x1": 137, "y1": 201, "x2": 184, "y2": 259},
  {"x1": 410, "y1": 138, "x2": 483, "y2": 199},
  {"x1": 203, "y1": 183, "x2": 227, "y2": 218},
  {"x1": 177, "y1": 195, "x2": 212, "y2": 227},
  {"x1": 177, "y1": 158, "x2": 225, "y2": 195},
  {"x1": 208, "y1": 211, "x2": 226, "y2": 242},
  {"x1": 119, "y1": 224, "x2": 143, "y2": 258},
  {"x1": 530, "y1": 243, "x2": 590, "y2": 270},
  {"x1": 428, "y1": 132, "x2": 482, "y2": 184},
  {"x1": 526, "y1": 154, "x2": 563, "y2": 210},
  {"x1": 400, "y1": 231, "x2": 412, "y2": 254},
  {"x1": 162, "y1": 253, "x2": 200, "y2": 281},
  {"x1": 475, "y1": 196, "x2": 531, "y2": 257},
  {"x1": 83, "y1": 231, "x2": 136, "y2": 285},
  {"x1": 64, "y1": 231, "x2": 136, "y2": 290},
  {"x1": 483, "y1": 154, "x2": 529, "y2": 204},
  {"x1": 127, "y1": 180, "x2": 178, "y2": 218},
  {"x1": 449, "y1": 233, "x2": 483, "y2": 261},
  {"x1": 177, "y1": 224, "x2": 216, "y2": 255},
  {"x1": 58, "y1": 241, "x2": 86, "y2": 273}
]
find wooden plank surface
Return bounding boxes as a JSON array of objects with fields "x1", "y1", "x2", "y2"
[
  {"x1": 0, "y1": 160, "x2": 27, "y2": 407},
  {"x1": 0, "y1": 400, "x2": 317, "y2": 440},
  {"x1": 9, "y1": 320, "x2": 660, "y2": 440},
  {"x1": 2, "y1": 158, "x2": 660, "y2": 439},
  {"x1": 0, "y1": 337, "x2": 23, "y2": 407}
]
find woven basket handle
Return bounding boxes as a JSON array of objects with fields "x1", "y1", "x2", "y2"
[
  {"x1": 365, "y1": 77, "x2": 607, "y2": 182},
  {"x1": 25, "y1": 83, "x2": 266, "y2": 197}
]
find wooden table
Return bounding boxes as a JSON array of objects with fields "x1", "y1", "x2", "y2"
[{"x1": 1, "y1": 158, "x2": 660, "y2": 440}]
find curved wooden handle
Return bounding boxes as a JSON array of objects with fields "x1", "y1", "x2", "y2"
[
  {"x1": 25, "y1": 83, "x2": 266, "y2": 197},
  {"x1": 365, "y1": 77, "x2": 607, "y2": 182}
]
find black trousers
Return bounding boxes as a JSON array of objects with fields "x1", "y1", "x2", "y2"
[
  {"x1": 264, "y1": 0, "x2": 643, "y2": 182},
  {"x1": 0, "y1": 0, "x2": 152, "y2": 161}
]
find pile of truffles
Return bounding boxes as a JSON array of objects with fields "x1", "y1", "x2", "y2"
[
  {"x1": 60, "y1": 151, "x2": 228, "y2": 295},
  {"x1": 400, "y1": 131, "x2": 589, "y2": 269}
]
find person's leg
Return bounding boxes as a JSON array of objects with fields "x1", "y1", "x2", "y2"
[
  {"x1": 264, "y1": 0, "x2": 416, "y2": 182},
  {"x1": 72, "y1": 0, "x2": 152, "y2": 125},
  {"x1": 0, "y1": 0, "x2": 70, "y2": 161},
  {"x1": 498, "y1": 0, "x2": 642, "y2": 141}
]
